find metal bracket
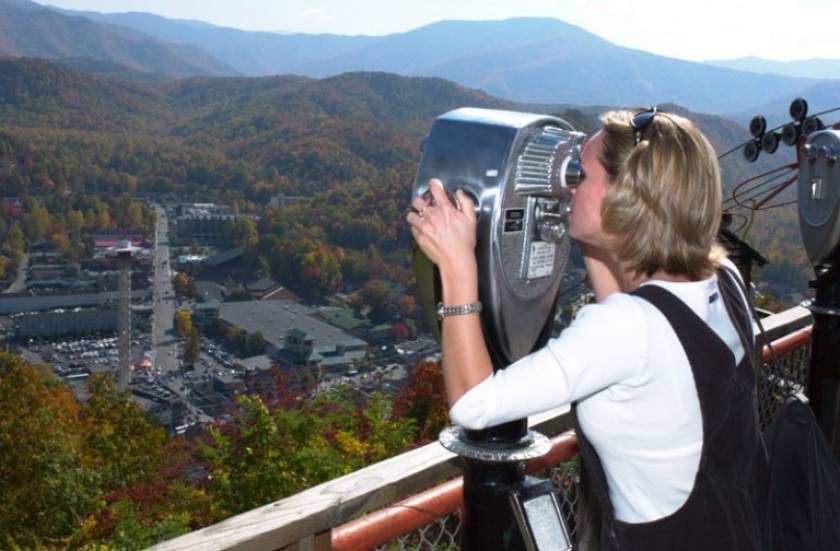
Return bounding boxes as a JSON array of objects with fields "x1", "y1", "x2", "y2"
[
  {"x1": 439, "y1": 426, "x2": 551, "y2": 463},
  {"x1": 802, "y1": 299, "x2": 840, "y2": 316}
]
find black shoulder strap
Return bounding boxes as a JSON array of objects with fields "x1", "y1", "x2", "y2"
[
  {"x1": 716, "y1": 266, "x2": 754, "y2": 355},
  {"x1": 630, "y1": 285, "x2": 726, "y2": 354}
]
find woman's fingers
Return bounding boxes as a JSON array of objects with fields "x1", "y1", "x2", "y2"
[
  {"x1": 455, "y1": 189, "x2": 475, "y2": 220},
  {"x1": 405, "y1": 210, "x2": 425, "y2": 228},
  {"x1": 427, "y1": 179, "x2": 452, "y2": 212},
  {"x1": 410, "y1": 196, "x2": 428, "y2": 213}
]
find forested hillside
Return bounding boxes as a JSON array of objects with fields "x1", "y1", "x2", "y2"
[
  {"x1": 0, "y1": 351, "x2": 440, "y2": 548},
  {"x1": 0, "y1": 58, "x2": 811, "y2": 300},
  {"x1": 0, "y1": 0, "x2": 235, "y2": 77}
]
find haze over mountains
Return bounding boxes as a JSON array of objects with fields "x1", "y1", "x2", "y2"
[
  {"x1": 0, "y1": 0, "x2": 237, "y2": 77},
  {"x1": 705, "y1": 56, "x2": 840, "y2": 80},
  {"x1": 0, "y1": 0, "x2": 830, "y2": 117}
]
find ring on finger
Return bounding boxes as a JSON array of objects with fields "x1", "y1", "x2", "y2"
[{"x1": 417, "y1": 206, "x2": 426, "y2": 218}]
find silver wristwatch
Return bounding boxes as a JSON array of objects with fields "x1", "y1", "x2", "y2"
[{"x1": 436, "y1": 301, "x2": 483, "y2": 321}]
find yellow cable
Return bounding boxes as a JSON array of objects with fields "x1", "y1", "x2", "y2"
[{"x1": 740, "y1": 200, "x2": 757, "y2": 241}]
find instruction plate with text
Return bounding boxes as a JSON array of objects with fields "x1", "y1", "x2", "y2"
[{"x1": 527, "y1": 241, "x2": 555, "y2": 279}]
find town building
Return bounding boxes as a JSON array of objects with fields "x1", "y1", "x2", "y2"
[
  {"x1": 217, "y1": 300, "x2": 368, "y2": 372},
  {"x1": 192, "y1": 300, "x2": 221, "y2": 329}
]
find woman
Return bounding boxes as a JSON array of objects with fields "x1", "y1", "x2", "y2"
[{"x1": 406, "y1": 108, "x2": 781, "y2": 550}]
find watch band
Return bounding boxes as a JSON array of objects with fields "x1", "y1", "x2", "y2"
[{"x1": 436, "y1": 301, "x2": 483, "y2": 320}]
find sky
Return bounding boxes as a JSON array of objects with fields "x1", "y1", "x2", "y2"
[{"x1": 41, "y1": 0, "x2": 840, "y2": 62}]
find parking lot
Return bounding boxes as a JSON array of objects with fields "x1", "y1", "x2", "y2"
[{"x1": 27, "y1": 334, "x2": 151, "y2": 380}]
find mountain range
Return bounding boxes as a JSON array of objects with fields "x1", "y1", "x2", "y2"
[
  {"x1": 0, "y1": 0, "x2": 236, "y2": 77},
  {"x1": 705, "y1": 56, "x2": 840, "y2": 80},
  {"x1": 0, "y1": 1, "x2": 830, "y2": 118},
  {"x1": 0, "y1": 56, "x2": 809, "y2": 297},
  {"x1": 0, "y1": 56, "x2": 776, "y2": 184},
  {"x1": 0, "y1": 0, "x2": 829, "y2": 298}
]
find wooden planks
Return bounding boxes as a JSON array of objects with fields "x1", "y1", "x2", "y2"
[{"x1": 148, "y1": 405, "x2": 573, "y2": 551}]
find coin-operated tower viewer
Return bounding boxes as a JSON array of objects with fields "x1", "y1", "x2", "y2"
[
  {"x1": 412, "y1": 108, "x2": 585, "y2": 551},
  {"x1": 798, "y1": 124, "x2": 840, "y2": 459}
]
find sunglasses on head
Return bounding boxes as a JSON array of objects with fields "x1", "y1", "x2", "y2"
[{"x1": 631, "y1": 107, "x2": 658, "y2": 145}]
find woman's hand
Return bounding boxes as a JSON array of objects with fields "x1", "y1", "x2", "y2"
[
  {"x1": 406, "y1": 179, "x2": 490, "y2": 405},
  {"x1": 406, "y1": 179, "x2": 477, "y2": 278}
]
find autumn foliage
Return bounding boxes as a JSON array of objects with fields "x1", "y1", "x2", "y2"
[
  {"x1": 0, "y1": 352, "x2": 427, "y2": 549},
  {"x1": 395, "y1": 360, "x2": 450, "y2": 443}
]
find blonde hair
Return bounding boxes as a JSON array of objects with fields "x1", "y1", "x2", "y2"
[{"x1": 598, "y1": 109, "x2": 726, "y2": 280}]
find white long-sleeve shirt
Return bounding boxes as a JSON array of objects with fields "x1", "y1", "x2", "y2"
[{"x1": 449, "y1": 259, "x2": 750, "y2": 523}]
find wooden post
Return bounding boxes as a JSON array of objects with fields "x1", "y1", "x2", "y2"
[{"x1": 314, "y1": 531, "x2": 331, "y2": 551}]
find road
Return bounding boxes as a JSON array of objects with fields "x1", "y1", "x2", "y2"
[
  {"x1": 151, "y1": 204, "x2": 178, "y2": 375},
  {"x1": 2, "y1": 252, "x2": 28, "y2": 293},
  {"x1": 150, "y1": 204, "x2": 212, "y2": 428}
]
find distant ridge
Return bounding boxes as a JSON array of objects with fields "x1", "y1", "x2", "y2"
[
  {"x1": 53, "y1": 57, "x2": 173, "y2": 83},
  {"x1": 0, "y1": 0, "x2": 238, "y2": 77},
  {"x1": 40, "y1": 9, "x2": 828, "y2": 116},
  {"x1": 293, "y1": 18, "x2": 820, "y2": 115},
  {"x1": 45, "y1": 5, "x2": 381, "y2": 77},
  {"x1": 705, "y1": 56, "x2": 840, "y2": 80},
  {"x1": 0, "y1": 55, "x2": 777, "y2": 203},
  {"x1": 731, "y1": 79, "x2": 840, "y2": 128}
]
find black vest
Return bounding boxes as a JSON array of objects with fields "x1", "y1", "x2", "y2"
[{"x1": 573, "y1": 268, "x2": 783, "y2": 550}]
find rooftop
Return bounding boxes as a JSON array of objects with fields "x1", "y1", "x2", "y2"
[
  {"x1": 245, "y1": 277, "x2": 279, "y2": 293},
  {"x1": 234, "y1": 354, "x2": 274, "y2": 371},
  {"x1": 195, "y1": 280, "x2": 227, "y2": 302},
  {"x1": 315, "y1": 306, "x2": 369, "y2": 332},
  {"x1": 0, "y1": 290, "x2": 151, "y2": 316},
  {"x1": 203, "y1": 246, "x2": 245, "y2": 268},
  {"x1": 194, "y1": 299, "x2": 222, "y2": 311},
  {"x1": 218, "y1": 300, "x2": 366, "y2": 352}
]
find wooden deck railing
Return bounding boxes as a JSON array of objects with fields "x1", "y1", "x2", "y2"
[{"x1": 149, "y1": 305, "x2": 813, "y2": 551}]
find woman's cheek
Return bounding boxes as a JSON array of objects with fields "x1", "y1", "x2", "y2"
[{"x1": 568, "y1": 208, "x2": 583, "y2": 240}]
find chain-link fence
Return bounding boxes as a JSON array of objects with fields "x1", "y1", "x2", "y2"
[
  {"x1": 372, "y1": 336, "x2": 811, "y2": 551},
  {"x1": 373, "y1": 514, "x2": 461, "y2": 551},
  {"x1": 371, "y1": 455, "x2": 582, "y2": 551},
  {"x1": 757, "y1": 341, "x2": 811, "y2": 431}
]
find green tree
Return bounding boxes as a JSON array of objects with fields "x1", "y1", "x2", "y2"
[
  {"x1": 243, "y1": 331, "x2": 267, "y2": 357},
  {"x1": 1, "y1": 224, "x2": 25, "y2": 263},
  {"x1": 185, "y1": 327, "x2": 200, "y2": 364},
  {"x1": 223, "y1": 323, "x2": 245, "y2": 352},
  {"x1": 126, "y1": 202, "x2": 144, "y2": 229},
  {"x1": 83, "y1": 210, "x2": 97, "y2": 230},
  {"x1": 199, "y1": 388, "x2": 415, "y2": 520},
  {"x1": 224, "y1": 217, "x2": 257, "y2": 248},
  {"x1": 257, "y1": 255, "x2": 271, "y2": 279},
  {"x1": 95, "y1": 209, "x2": 112, "y2": 230},
  {"x1": 358, "y1": 279, "x2": 390, "y2": 321},
  {"x1": 0, "y1": 353, "x2": 102, "y2": 547},
  {"x1": 80, "y1": 375, "x2": 169, "y2": 491},
  {"x1": 23, "y1": 205, "x2": 50, "y2": 241},
  {"x1": 66, "y1": 209, "x2": 85, "y2": 235}
]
